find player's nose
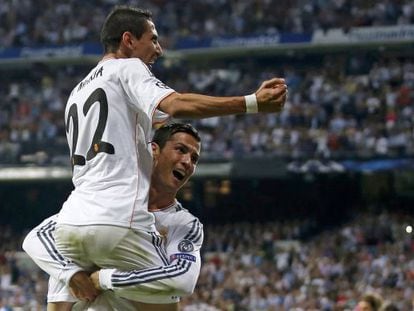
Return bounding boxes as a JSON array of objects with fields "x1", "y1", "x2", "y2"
[
  {"x1": 181, "y1": 154, "x2": 192, "y2": 168},
  {"x1": 156, "y1": 42, "x2": 163, "y2": 57}
]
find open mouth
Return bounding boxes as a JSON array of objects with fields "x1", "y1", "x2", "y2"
[{"x1": 173, "y1": 170, "x2": 185, "y2": 181}]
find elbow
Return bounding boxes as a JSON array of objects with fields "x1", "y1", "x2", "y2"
[
  {"x1": 22, "y1": 233, "x2": 34, "y2": 256},
  {"x1": 172, "y1": 275, "x2": 197, "y2": 297},
  {"x1": 159, "y1": 93, "x2": 179, "y2": 117},
  {"x1": 176, "y1": 283, "x2": 196, "y2": 297}
]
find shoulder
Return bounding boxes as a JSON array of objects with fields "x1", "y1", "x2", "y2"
[
  {"x1": 172, "y1": 208, "x2": 204, "y2": 244},
  {"x1": 171, "y1": 204, "x2": 203, "y2": 228},
  {"x1": 114, "y1": 58, "x2": 151, "y2": 72},
  {"x1": 153, "y1": 202, "x2": 203, "y2": 235},
  {"x1": 107, "y1": 58, "x2": 154, "y2": 82},
  {"x1": 159, "y1": 204, "x2": 204, "y2": 236}
]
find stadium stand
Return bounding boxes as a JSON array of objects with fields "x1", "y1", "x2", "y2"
[
  {"x1": 1, "y1": 53, "x2": 414, "y2": 165},
  {"x1": 1, "y1": 0, "x2": 413, "y2": 48},
  {"x1": 1, "y1": 212, "x2": 414, "y2": 310}
]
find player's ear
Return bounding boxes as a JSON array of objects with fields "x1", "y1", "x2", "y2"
[
  {"x1": 151, "y1": 142, "x2": 160, "y2": 155},
  {"x1": 121, "y1": 31, "x2": 135, "y2": 49}
]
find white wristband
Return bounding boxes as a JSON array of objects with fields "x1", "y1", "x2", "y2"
[{"x1": 244, "y1": 93, "x2": 258, "y2": 114}]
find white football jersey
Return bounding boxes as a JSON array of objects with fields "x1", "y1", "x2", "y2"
[{"x1": 58, "y1": 58, "x2": 175, "y2": 230}]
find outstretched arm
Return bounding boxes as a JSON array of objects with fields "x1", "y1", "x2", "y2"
[{"x1": 158, "y1": 78, "x2": 287, "y2": 118}]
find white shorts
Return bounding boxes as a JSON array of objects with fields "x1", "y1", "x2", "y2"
[
  {"x1": 23, "y1": 216, "x2": 176, "y2": 304},
  {"x1": 47, "y1": 276, "x2": 77, "y2": 303},
  {"x1": 54, "y1": 224, "x2": 168, "y2": 293}
]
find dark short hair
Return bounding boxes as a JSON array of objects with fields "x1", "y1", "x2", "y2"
[
  {"x1": 152, "y1": 123, "x2": 201, "y2": 149},
  {"x1": 101, "y1": 5, "x2": 152, "y2": 53}
]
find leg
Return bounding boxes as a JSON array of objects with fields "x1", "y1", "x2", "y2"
[
  {"x1": 22, "y1": 217, "x2": 83, "y2": 283},
  {"x1": 47, "y1": 302, "x2": 74, "y2": 311},
  {"x1": 46, "y1": 276, "x2": 78, "y2": 308}
]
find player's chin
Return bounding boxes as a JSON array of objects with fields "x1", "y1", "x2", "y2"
[
  {"x1": 172, "y1": 176, "x2": 186, "y2": 189},
  {"x1": 171, "y1": 174, "x2": 181, "y2": 186},
  {"x1": 148, "y1": 58, "x2": 157, "y2": 65}
]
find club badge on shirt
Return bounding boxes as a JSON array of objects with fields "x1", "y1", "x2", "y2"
[{"x1": 177, "y1": 239, "x2": 194, "y2": 252}]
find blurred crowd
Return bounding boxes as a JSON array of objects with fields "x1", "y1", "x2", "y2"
[
  {"x1": 177, "y1": 54, "x2": 414, "y2": 161},
  {"x1": 0, "y1": 225, "x2": 47, "y2": 310},
  {"x1": 1, "y1": 0, "x2": 414, "y2": 48},
  {"x1": 182, "y1": 211, "x2": 414, "y2": 311},
  {"x1": 1, "y1": 52, "x2": 414, "y2": 165},
  {"x1": 1, "y1": 0, "x2": 414, "y2": 166},
  {"x1": 1, "y1": 212, "x2": 413, "y2": 310}
]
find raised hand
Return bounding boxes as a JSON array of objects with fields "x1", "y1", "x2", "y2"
[{"x1": 255, "y1": 78, "x2": 288, "y2": 113}]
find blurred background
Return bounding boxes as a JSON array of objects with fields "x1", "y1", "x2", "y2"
[{"x1": 1, "y1": 0, "x2": 414, "y2": 310}]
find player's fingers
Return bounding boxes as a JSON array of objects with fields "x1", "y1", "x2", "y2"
[
  {"x1": 271, "y1": 87, "x2": 287, "y2": 109},
  {"x1": 261, "y1": 78, "x2": 286, "y2": 89},
  {"x1": 272, "y1": 84, "x2": 288, "y2": 99}
]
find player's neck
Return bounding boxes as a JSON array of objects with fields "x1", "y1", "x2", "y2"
[
  {"x1": 148, "y1": 187, "x2": 176, "y2": 211},
  {"x1": 100, "y1": 53, "x2": 117, "y2": 62},
  {"x1": 100, "y1": 49, "x2": 129, "y2": 61}
]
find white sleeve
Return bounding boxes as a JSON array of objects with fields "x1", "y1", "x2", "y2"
[
  {"x1": 101, "y1": 218, "x2": 204, "y2": 301},
  {"x1": 152, "y1": 109, "x2": 170, "y2": 126},
  {"x1": 22, "y1": 215, "x2": 84, "y2": 287},
  {"x1": 118, "y1": 59, "x2": 175, "y2": 119}
]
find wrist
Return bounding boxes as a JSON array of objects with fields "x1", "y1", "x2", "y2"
[
  {"x1": 99, "y1": 269, "x2": 116, "y2": 290},
  {"x1": 244, "y1": 93, "x2": 258, "y2": 114}
]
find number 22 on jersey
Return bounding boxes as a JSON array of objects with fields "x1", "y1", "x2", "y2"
[{"x1": 65, "y1": 88, "x2": 115, "y2": 168}]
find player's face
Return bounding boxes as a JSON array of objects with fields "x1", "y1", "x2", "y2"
[
  {"x1": 131, "y1": 20, "x2": 162, "y2": 65},
  {"x1": 152, "y1": 132, "x2": 200, "y2": 193}
]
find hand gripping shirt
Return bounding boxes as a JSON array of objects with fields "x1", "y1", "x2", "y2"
[{"x1": 58, "y1": 58, "x2": 174, "y2": 230}]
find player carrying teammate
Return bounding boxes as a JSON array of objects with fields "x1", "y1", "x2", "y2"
[
  {"x1": 53, "y1": 4, "x2": 286, "y2": 307},
  {"x1": 23, "y1": 123, "x2": 203, "y2": 310}
]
